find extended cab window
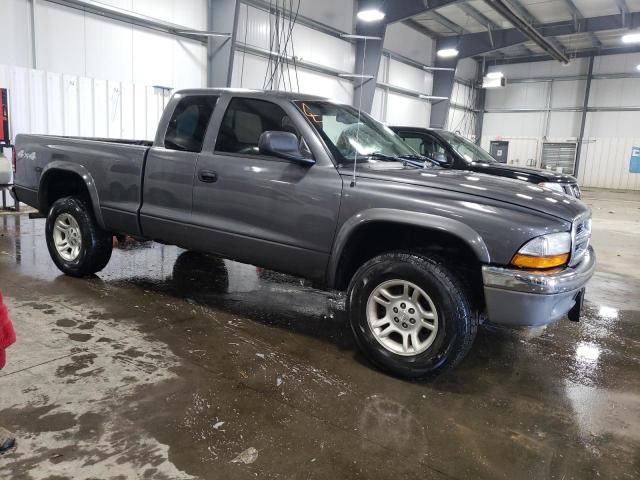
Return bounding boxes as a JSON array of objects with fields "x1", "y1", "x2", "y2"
[
  {"x1": 215, "y1": 98, "x2": 300, "y2": 156},
  {"x1": 165, "y1": 95, "x2": 218, "y2": 153}
]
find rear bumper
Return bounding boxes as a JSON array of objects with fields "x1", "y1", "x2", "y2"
[{"x1": 481, "y1": 247, "x2": 595, "y2": 326}]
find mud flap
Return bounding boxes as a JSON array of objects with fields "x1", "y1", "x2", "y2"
[{"x1": 568, "y1": 288, "x2": 585, "y2": 322}]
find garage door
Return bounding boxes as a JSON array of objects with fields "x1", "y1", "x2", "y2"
[{"x1": 541, "y1": 142, "x2": 577, "y2": 175}]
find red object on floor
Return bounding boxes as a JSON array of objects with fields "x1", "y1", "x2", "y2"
[{"x1": 0, "y1": 290, "x2": 16, "y2": 369}]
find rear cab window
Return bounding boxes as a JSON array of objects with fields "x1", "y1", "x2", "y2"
[{"x1": 164, "y1": 95, "x2": 218, "y2": 153}]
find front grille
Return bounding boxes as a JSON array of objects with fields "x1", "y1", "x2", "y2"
[
  {"x1": 561, "y1": 182, "x2": 581, "y2": 198},
  {"x1": 570, "y1": 213, "x2": 592, "y2": 266}
]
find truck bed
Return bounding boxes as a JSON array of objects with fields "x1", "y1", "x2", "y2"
[{"x1": 14, "y1": 134, "x2": 152, "y2": 235}]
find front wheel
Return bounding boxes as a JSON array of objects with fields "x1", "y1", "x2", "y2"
[
  {"x1": 347, "y1": 252, "x2": 477, "y2": 378},
  {"x1": 46, "y1": 196, "x2": 113, "y2": 277}
]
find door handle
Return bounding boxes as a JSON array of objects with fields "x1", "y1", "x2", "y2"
[{"x1": 198, "y1": 170, "x2": 218, "y2": 183}]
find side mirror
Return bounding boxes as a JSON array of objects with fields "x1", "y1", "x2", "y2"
[
  {"x1": 431, "y1": 151, "x2": 453, "y2": 167},
  {"x1": 258, "y1": 131, "x2": 315, "y2": 165}
]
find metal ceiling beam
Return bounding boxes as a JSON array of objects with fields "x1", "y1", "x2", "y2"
[
  {"x1": 441, "y1": 12, "x2": 640, "y2": 59},
  {"x1": 458, "y1": 3, "x2": 500, "y2": 31},
  {"x1": 502, "y1": 0, "x2": 536, "y2": 25},
  {"x1": 430, "y1": 11, "x2": 467, "y2": 34},
  {"x1": 402, "y1": 18, "x2": 438, "y2": 38},
  {"x1": 561, "y1": 0, "x2": 602, "y2": 49},
  {"x1": 615, "y1": 0, "x2": 630, "y2": 14},
  {"x1": 482, "y1": 0, "x2": 569, "y2": 63},
  {"x1": 42, "y1": 0, "x2": 229, "y2": 44},
  {"x1": 483, "y1": 43, "x2": 640, "y2": 65},
  {"x1": 383, "y1": 0, "x2": 464, "y2": 24}
]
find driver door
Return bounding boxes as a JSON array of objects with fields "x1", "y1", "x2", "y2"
[{"x1": 190, "y1": 96, "x2": 342, "y2": 281}]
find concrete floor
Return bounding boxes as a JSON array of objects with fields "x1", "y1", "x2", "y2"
[{"x1": 0, "y1": 188, "x2": 639, "y2": 480}]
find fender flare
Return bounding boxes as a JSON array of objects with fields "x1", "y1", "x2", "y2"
[
  {"x1": 326, "y1": 208, "x2": 491, "y2": 288},
  {"x1": 39, "y1": 162, "x2": 106, "y2": 229}
]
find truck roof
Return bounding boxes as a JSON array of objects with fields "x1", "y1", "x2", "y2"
[{"x1": 174, "y1": 88, "x2": 334, "y2": 103}]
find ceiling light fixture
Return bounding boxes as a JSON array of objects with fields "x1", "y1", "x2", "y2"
[
  {"x1": 357, "y1": 9, "x2": 385, "y2": 22},
  {"x1": 486, "y1": 71, "x2": 504, "y2": 79},
  {"x1": 437, "y1": 48, "x2": 459, "y2": 58},
  {"x1": 637, "y1": 64, "x2": 640, "y2": 71},
  {"x1": 622, "y1": 32, "x2": 640, "y2": 44}
]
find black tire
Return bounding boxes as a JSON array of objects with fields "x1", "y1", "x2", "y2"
[
  {"x1": 347, "y1": 251, "x2": 477, "y2": 379},
  {"x1": 45, "y1": 196, "x2": 113, "y2": 277}
]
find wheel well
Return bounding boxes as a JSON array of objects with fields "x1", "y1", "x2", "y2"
[
  {"x1": 40, "y1": 170, "x2": 91, "y2": 214},
  {"x1": 334, "y1": 222, "x2": 485, "y2": 306}
]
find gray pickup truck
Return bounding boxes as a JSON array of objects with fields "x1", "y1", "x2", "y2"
[{"x1": 12, "y1": 89, "x2": 595, "y2": 377}]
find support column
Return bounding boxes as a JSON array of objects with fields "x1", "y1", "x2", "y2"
[
  {"x1": 574, "y1": 54, "x2": 594, "y2": 178},
  {"x1": 474, "y1": 59, "x2": 486, "y2": 144},
  {"x1": 353, "y1": 21, "x2": 386, "y2": 113},
  {"x1": 429, "y1": 58, "x2": 457, "y2": 129},
  {"x1": 207, "y1": 0, "x2": 240, "y2": 88}
]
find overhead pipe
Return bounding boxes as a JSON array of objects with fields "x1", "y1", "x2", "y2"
[{"x1": 483, "y1": 0, "x2": 570, "y2": 64}]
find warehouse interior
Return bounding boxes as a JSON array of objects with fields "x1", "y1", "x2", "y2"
[{"x1": 0, "y1": 0, "x2": 639, "y2": 479}]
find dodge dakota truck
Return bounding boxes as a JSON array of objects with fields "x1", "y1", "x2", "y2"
[
  {"x1": 391, "y1": 126, "x2": 582, "y2": 197},
  {"x1": 12, "y1": 89, "x2": 595, "y2": 378}
]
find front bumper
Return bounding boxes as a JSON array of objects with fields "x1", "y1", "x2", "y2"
[{"x1": 481, "y1": 247, "x2": 596, "y2": 326}]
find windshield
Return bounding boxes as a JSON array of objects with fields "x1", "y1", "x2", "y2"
[
  {"x1": 294, "y1": 101, "x2": 417, "y2": 165},
  {"x1": 438, "y1": 131, "x2": 496, "y2": 164}
]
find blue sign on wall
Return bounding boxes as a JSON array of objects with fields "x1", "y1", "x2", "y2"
[{"x1": 631, "y1": 146, "x2": 640, "y2": 173}]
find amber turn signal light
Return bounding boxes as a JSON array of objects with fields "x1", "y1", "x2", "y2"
[{"x1": 511, "y1": 253, "x2": 569, "y2": 269}]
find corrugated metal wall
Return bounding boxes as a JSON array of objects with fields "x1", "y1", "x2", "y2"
[
  {"x1": 481, "y1": 53, "x2": 640, "y2": 190},
  {"x1": 0, "y1": 64, "x2": 168, "y2": 141}
]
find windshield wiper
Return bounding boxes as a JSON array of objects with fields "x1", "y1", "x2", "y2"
[
  {"x1": 366, "y1": 152, "x2": 429, "y2": 169},
  {"x1": 398, "y1": 154, "x2": 441, "y2": 167}
]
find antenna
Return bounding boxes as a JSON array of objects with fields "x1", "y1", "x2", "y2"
[{"x1": 351, "y1": 37, "x2": 367, "y2": 188}]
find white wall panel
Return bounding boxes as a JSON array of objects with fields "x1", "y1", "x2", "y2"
[
  {"x1": 237, "y1": 5, "x2": 355, "y2": 75},
  {"x1": 547, "y1": 112, "x2": 581, "y2": 138},
  {"x1": 11, "y1": 67, "x2": 33, "y2": 138},
  {"x1": 387, "y1": 59, "x2": 432, "y2": 94},
  {"x1": 29, "y1": 69, "x2": 48, "y2": 135},
  {"x1": 78, "y1": 77, "x2": 95, "y2": 137},
  {"x1": 578, "y1": 135, "x2": 640, "y2": 191},
  {"x1": 497, "y1": 58, "x2": 589, "y2": 79},
  {"x1": 133, "y1": 84, "x2": 148, "y2": 139},
  {"x1": 46, "y1": 72, "x2": 64, "y2": 136},
  {"x1": 84, "y1": 12, "x2": 134, "y2": 82},
  {"x1": 485, "y1": 83, "x2": 548, "y2": 109},
  {"x1": 589, "y1": 78, "x2": 640, "y2": 108},
  {"x1": 298, "y1": 0, "x2": 354, "y2": 33},
  {"x1": 482, "y1": 112, "x2": 545, "y2": 138},
  {"x1": 121, "y1": 83, "x2": 135, "y2": 139},
  {"x1": 550, "y1": 80, "x2": 585, "y2": 108},
  {"x1": 1, "y1": 63, "x2": 167, "y2": 142},
  {"x1": 107, "y1": 81, "x2": 122, "y2": 138},
  {"x1": 63, "y1": 75, "x2": 80, "y2": 136},
  {"x1": 384, "y1": 23, "x2": 433, "y2": 65},
  {"x1": 3, "y1": 0, "x2": 206, "y2": 90},
  {"x1": 93, "y1": 79, "x2": 109, "y2": 137},
  {"x1": 385, "y1": 93, "x2": 430, "y2": 128},
  {"x1": 593, "y1": 52, "x2": 640, "y2": 75},
  {"x1": 371, "y1": 88, "x2": 385, "y2": 123},
  {"x1": 36, "y1": 2, "x2": 85, "y2": 77},
  {"x1": 0, "y1": 0, "x2": 33, "y2": 68}
]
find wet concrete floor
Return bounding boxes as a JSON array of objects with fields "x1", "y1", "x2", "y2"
[{"x1": 0, "y1": 188, "x2": 639, "y2": 479}]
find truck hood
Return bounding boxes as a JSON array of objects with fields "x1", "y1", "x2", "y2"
[
  {"x1": 471, "y1": 162, "x2": 577, "y2": 183},
  {"x1": 342, "y1": 163, "x2": 587, "y2": 222}
]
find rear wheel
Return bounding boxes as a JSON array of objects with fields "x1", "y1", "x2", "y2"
[
  {"x1": 46, "y1": 196, "x2": 113, "y2": 277},
  {"x1": 347, "y1": 251, "x2": 477, "y2": 378}
]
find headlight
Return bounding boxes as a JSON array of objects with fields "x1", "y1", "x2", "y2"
[
  {"x1": 539, "y1": 182, "x2": 565, "y2": 193},
  {"x1": 511, "y1": 232, "x2": 571, "y2": 269}
]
